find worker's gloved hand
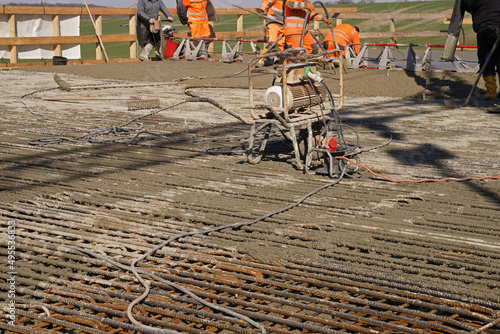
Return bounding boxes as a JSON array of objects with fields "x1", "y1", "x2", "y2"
[
  {"x1": 324, "y1": 18, "x2": 332, "y2": 25},
  {"x1": 258, "y1": 9, "x2": 265, "y2": 18},
  {"x1": 167, "y1": 16, "x2": 174, "y2": 22}
]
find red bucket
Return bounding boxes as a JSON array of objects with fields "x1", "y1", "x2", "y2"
[{"x1": 164, "y1": 40, "x2": 179, "y2": 59}]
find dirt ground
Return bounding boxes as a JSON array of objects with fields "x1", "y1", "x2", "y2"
[
  {"x1": 1, "y1": 58, "x2": 500, "y2": 320},
  {"x1": 17, "y1": 58, "x2": 487, "y2": 100}
]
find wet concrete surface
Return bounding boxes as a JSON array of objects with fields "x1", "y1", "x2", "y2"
[{"x1": 1, "y1": 61, "x2": 499, "y2": 332}]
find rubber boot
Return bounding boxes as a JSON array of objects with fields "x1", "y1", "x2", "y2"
[
  {"x1": 200, "y1": 41, "x2": 210, "y2": 59},
  {"x1": 483, "y1": 75, "x2": 497, "y2": 99},
  {"x1": 256, "y1": 47, "x2": 268, "y2": 67},
  {"x1": 311, "y1": 43, "x2": 319, "y2": 55},
  {"x1": 153, "y1": 44, "x2": 162, "y2": 61},
  {"x1": 139, "y1": 43, "x2": 153, "y2": 61}
]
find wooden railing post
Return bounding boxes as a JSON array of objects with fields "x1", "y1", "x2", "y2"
[
  {"x1": 390, "y1": 18, "x2": 396, "y2": 44},
  {"x1": 8, "y1": 14, "x2": 17, "y2": 64},
  {"x1": 209, "y1": 21, "x2": 214, "y2": 54},
  {"x1": 129, "y1": 14, "x2": 137, "y2": 58},
  {"x1": 52, "y1": 14, "x2": 62, "y2": 57},
  {"x1": 237, "y1": 13, "x2": 243, "y2": 32},
  {"x1": 95, "y1": 14, "x2": 103, "y2": 60}
]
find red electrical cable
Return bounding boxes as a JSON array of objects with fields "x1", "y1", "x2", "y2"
[{"x1": 337, "y1": 157, "x2": 500, "y2": 183}]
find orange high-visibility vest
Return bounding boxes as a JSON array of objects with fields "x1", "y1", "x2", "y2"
[
  {"x1": 284, "y1": 0, "x2": 315, "y2": 34},
  {"x1": 284, "y1": 0, "x2": 320, "y2": 53},
  {"x1": 260, "y1": 0, "x2": 285, "y2": 50},
  {"x1": 183, "y1": 0, "x2": 209, "y2": 24},
  {"x1": 324, "y1": 24, "x2": 361, "y2": 57}
]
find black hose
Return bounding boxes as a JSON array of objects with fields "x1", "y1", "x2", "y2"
[{"x1": 301, "y1": 8, "x2": 312, "y2": 48}]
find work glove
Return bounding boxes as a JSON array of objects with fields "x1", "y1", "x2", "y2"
[{"x1": 258, "y1": 9, "x2": 265, "y2": 18}]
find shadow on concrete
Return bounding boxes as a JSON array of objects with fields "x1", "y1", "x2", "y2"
[
  {"x1": 404, "y1": 70, "x2": 480, "y2": 100},
  {"x1": 2, "y1": 95, "x2": 498, "y2": 207}
]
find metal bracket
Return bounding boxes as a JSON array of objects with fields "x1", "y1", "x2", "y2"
[
  {"x1": 452, "y1": 54, "x2": 480, "y2": 73},
  {"x1": 350, "y1": 45, "x2": 369, "y2": 69},
  {"x1": 344, "y1": 45, "x2": 359, "y2": 68},
  {"x1": 172, "y1": 39, "x2": 187, "y2": 59},
  {"x1": 172, "y1": 38, "x2": 205, "y2": 60},
  {"x1": 407, "y1": 45, "x2": 431, "y2": 71},
  {"x1": 378, "y1": 46, "x2": 396, "y2": 70},
  {"x1": 221, "y1": 39, "x2": 243, "y2": 63}
]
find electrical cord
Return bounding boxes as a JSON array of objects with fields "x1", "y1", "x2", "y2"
[
  {"x1": 338, "y1": 156, "x2": 500, "y2": 183},
  {"x1": 28, "y1": 101, "x2": 187, "y2": 145},
  {"x1": 50, "y1": 169, "x2": 346, "y2": 334},
  {"x1": 52, "y1": 242, "x2": 261, "y2": 334},
  {"x1": 24, "y1": 58, "x2": 273, "y2": 145},
  {"x1": 20, "y1": 52, "x2": 499, "y2": 334},
  {"x1": 23, "y1": 63, "x2": 349, "y2": 333},
  {"x1": 21, "y1": 87, "x2": 60, "y2": 115}
]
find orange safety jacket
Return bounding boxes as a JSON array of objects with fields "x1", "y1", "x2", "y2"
[
  {"x1": 178, "y1": 0, "x2": 216, "y2": 25},
  {"x1": 323, "y1": 24, "x2": 361, "y2": 57},
  {"x1": 284, "y1": 0, "x2": 316, "y2": 35},
  {"x1": 260, "y1": 0, "x2": 284, "y2": 26},
  {"x1": 184, "y1": 0, "x2": 208, "y2": 24},
  {"x1": 283, "y1": 0, "x2": 322, "y2": 52}
]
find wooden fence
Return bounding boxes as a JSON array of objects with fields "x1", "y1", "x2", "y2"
[
  {"x1": 0, "y1": 6, "x2": 137, "y2": 66},
  {"x1": 0, "y1": 5, "x2": 455, "y2": 67}
]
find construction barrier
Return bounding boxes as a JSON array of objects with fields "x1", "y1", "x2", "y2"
[
  {"x1": 344, "y1": 43, "x2": 479, "y2": 72},
  {"x1": 168, "y1": 37, "x2": 266, "y2": 62}
]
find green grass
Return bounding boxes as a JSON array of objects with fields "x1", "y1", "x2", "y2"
[
  {"x1": 331, "y1": 0, "x2": 475, "y2": 46},
  {"x1": 80, "y1": 16, "x2": 132, "y2": 60}
]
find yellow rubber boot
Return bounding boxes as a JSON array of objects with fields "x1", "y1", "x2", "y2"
[
  {"x1": 483, "y1": 75, "x2": 497, "y2": 99},
  {"x1": 257, "y1": 47, "x2": 268, "y2": 66}
]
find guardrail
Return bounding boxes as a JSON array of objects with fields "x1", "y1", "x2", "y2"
[
  {"x1": 336, "y1": 12, "x2": 452, "y2": 43},
  {"x1": 0, "y1": 5, "x2": 458, "y2": 67},
  {"x1": 0, "y1": 5, "x2": 357, "y2": 66},
  {"x1": 0, "y1": 6, "x2": 137, "y2": 65},
  {"x1": 345, "y1": 42, "x2": 479, "y2": 72}
]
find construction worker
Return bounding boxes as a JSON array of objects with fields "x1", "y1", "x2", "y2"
[
  {"x1": 259, "y1": 0, "x2": 285, "y2": 51},
  {"x1": 137, "y1": 0, "x2": 174, "y2": 61},
  {"x1": 460, "y1": 0, "x2": 500, "y2": 99},
  {"x1": 323, "y1": 24, "x2": 361, "y2": 58},
  {"x1": 283, "y1": 0, "x2": 325, "y2": 54},
  {"x1": 177, "y1": 0, "x2": 217, "y2": 59}
]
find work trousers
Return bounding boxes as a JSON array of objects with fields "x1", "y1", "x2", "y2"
[
  {"x1": 266, "y1": 23, "x2": 285, "y2": 50},
  {"x1": 189, "y1": 21, "x2": 211, "y2": 38},
  {"x1": 285, "y1": 31, "x2": 318, "y2": 54},
  {"x1": 477, "y1": 26, "x2": 500, "y2": 78},
  {"x1": 137, "y1": 23, "x2": 161, "y2": 52}
]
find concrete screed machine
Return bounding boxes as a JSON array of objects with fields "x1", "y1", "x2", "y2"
[{"x1": 245, "y1": 1, "x2": 359, "y2": 178}]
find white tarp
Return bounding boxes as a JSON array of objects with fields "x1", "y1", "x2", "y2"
[{"x1": 0, "y1": 14, "x2": 80, "y2": 60}]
